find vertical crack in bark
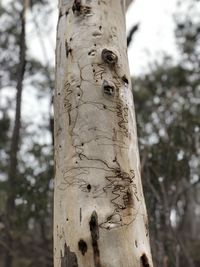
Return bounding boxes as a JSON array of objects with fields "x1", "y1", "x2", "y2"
[
  {"x1": 61, "y1": 243, "x2": 78, "y2": 267},
  {"x1": 89, "y1": 211, "x2": 101, "y2": 267}
]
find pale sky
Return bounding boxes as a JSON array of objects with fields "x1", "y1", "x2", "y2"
[{"x1": 126, "y1": 0, "x2": 178, "y2": 75}]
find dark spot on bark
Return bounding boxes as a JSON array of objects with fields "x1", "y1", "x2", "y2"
[
  {"x1": 80, "y1": 208, "x2": 82, "y2": 223},
  {"x1": 135, "y1": 240, "x2": 138, "y2": 247},
  {"x1": 65, "y1": 10, "x2": 69, "y2": 16},
  {"x1": 104, "y1": 86, "x2": 114, "y2": 96},
  {"x1": 72, "y1": 0, "x2": 81, "y2": 13},
  {"x1": 102, "y1": 80, "x2": 115, "y2": 97},
  {"x1": 72, "y1": 0, "x2": 91, "y2": 16},
  {"x1": 122, "y1": 75, "x2": 129, "y2": 84},
  {"x1": 61, "y1": 243, "x2": 78, "y2": 267},
  {"x1": 59, "y1": 11, "x2": 62, "y2": 19},
  {"x1": 78, "y1": 239, "x2": 88, "y2": 255},
  {"x1": 113, "y1": 157, "x2": 117, "y2": 162},
  {"x1": 89, "y1": 211, "x2": 101, "y2": 267},
  {"x1": 141, "y1": 253, "x2": 150, "y2": 267},
  {"x1": 87, "y1": 184, "x2": 91, "y2": 191},
  {"x1": 99, "y1": 26, "x2": 102, "y2": 30},
  {"x1": 103, "y1": 105, "x2": 106, "y2": 109},
  {"x1": 101, "y1": 49, "x2": 118, "y2": 65},
  {"x1": 88, "y1": 49, "x2": 96, "y2": 56},
  {"x1": 65, "y1": 41, "x2": 72, "y2": 57}
]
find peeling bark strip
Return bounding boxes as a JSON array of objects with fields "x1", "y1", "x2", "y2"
[
  {"x1": 61, "y1": 244, "x2": 78, "y2": 267},
  {"x1": 89, "y1": 211, "x2": 101, "y2": 267}
]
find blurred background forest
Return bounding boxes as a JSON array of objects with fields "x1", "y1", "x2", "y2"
[{"x1": 0, "y1": 0, "x2": 199, "y2": 267}]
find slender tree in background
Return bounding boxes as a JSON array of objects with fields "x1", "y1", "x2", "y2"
[
  {"x1": 0, "y1": 1, "x2": 54, "y2": 266},
  {"x1": 5, "y1": 2, "x2": 26, "y2": 266},
  {"x1": 54, "y1": 1, "x2": 153, "y2": 266}
]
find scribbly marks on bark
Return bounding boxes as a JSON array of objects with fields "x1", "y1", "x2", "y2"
[
  {"x1": 116, "y1": 101, "x2": 129, "y2": 137},
  {"x1": 59, "y1": 155, "x2": 139, "y2": 228}
]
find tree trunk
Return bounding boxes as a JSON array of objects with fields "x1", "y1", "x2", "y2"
[
  {"x1": 54, "y1": 1, "x2": 153, "y2": 266},
  {"x1": 4, "y1": 3, "x2": 26, "y2": 267}
]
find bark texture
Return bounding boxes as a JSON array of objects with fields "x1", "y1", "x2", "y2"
[{"x1": 54, "y1": 1, "x2": 153, "y2": 266}]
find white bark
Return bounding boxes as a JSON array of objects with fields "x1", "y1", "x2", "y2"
[{"x1": 54, "y1": 1, "x2": 153, "y2": 266}]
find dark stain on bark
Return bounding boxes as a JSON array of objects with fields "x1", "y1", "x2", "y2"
[
  {"x1": 61, "y1": 243, "x2": 78, "y2": 267},
  {"x1": 72, "y1": 0, "x2": 91, "y2": 16},
  {"x1": 122, "y1": 75, "x2": 129, "y2": 84},
  {"x1": 78, "y1": 239, "x2": 88, "y2": 255},
  {"x1": 141, "y1": 253, "x2": 150, "y2": 267},
  {"x1": 65, "y1": 40, "x2": 72, "y2": 58},
  {"x1": 80, "y1": 208, "x2": 82, "y2": 223},
  {"x1": 72, "y1": 0, "x2": 81, "y2": 13},
  {"x1": 89, "y1": 211, "x2": 101, "y2": 267},
  {"x1": 87, "y1": 184, "x2": 91, "y2": 192},
  {"x1": 102, "y1": 80, "x2": 115, "y2": 98}
]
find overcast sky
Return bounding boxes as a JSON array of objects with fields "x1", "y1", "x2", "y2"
[{"x1": 126, "y1": 0, "x2": 179, "y2": 75}]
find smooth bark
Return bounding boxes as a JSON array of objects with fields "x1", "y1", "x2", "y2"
[{"x1": 54, "y1": 1, "x2": 153, "y2": 266}]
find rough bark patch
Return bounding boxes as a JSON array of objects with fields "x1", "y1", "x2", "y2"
[
  {"x1": 61, "y1": 243, "x2": 78, "y2": 267},
  {"x1": 89, "y1": 211, "x2": 101, "y2": 267}
]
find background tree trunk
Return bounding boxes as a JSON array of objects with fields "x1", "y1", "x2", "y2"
[
  {"x1": 54, "y1": 0, "x2": 153, "y2": 266},
  {"x1": 4, "y1": 3, "x2": 26, "y2": 267}
]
